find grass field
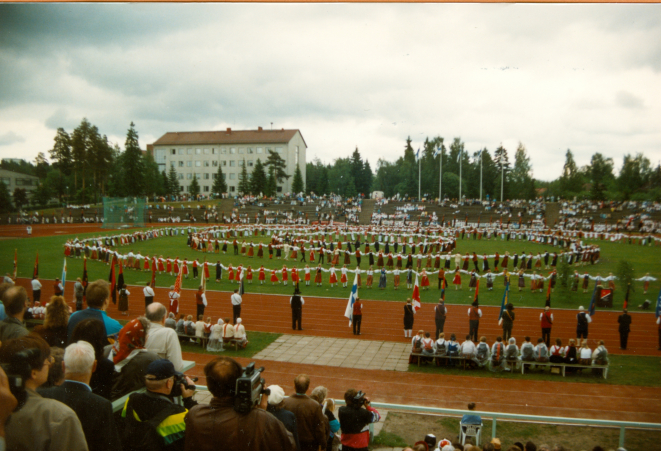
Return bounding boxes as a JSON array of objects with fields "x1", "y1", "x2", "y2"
[{"x1": 2, "y1": 226, "x2": 659, "y2": 310}]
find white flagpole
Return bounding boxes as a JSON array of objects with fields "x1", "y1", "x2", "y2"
[
  {"x1": 480, "y1": 150, "x2": 483, "y2": 202},
  {"x1": 418, "y1": 155, "x2": 421, "y2": 201},
  {"x1": 438, "y1": 147, "x2": 442, "y2": 203},
  {"x1": 459, "y1": 147, "x2": 462, "y2": 202}
]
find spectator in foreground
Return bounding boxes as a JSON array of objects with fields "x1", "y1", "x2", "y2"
[
  {"x1": 0, "y1": 335, "x2": 88, "y2": 451},
  {"x1": 184, "y1": 356, "x2": 295, "y2": 451},
  {"x1": 33, "y1": 295, "x2": 70, "y2": 347},
  {"x1": 310, "y1": 385, "x2": 341, "y2": 451},
  {"x1": 120, "y1": 359, "x2": 197, "y2": 451},
  {"x1": 111, "y1": 317, "x2": 160, "y2": 399},
  {"x1": 338, "y1": 388, "x2": 380, "y2": 451},
  {"x1": 461, "y1": 402, "x2": 481, "y2": 426},
  {"x1": 283, "y1": 374, "x2": 329, "y2": 451},
  {"x1": 266, "y1": 384, "x2": 301, "y2": 451},
  {"x1": 165, "y1": 312, "x2": 177, "y2": 329},
  {"x1": 0, "y1": 286, "x2": 30, "y2": 342},
  {"x1": 39, "y1": 341, "x2": 121, "y2": 451},
  {"x1": 67, "y1": 279, "x2": 122, "y2": 341},
  {"x1": 145, "y1": 302, "x2": 184, "y2": 372}
]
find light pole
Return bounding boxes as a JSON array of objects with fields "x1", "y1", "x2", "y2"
[
  {"x1": 479, "y1": 149, "x2": 483, "y2": 202},
  {"x1": 438, "y1": 146, "x2": 442, "y2": 203}
]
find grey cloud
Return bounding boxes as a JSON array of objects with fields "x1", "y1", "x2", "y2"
[
  {"x1": 616, "y1": 91, "x2": 645, "y2": 110},
  {"x1": 0, "y1": 132, "x2": 25, "y2": 146}
]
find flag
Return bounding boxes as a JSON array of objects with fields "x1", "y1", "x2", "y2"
[
  {"x1": 411, "y1": 274, "x2": 421, "y2": 313},
  {"x1": 589, "y1": 279, "x2": 599, "y2": 316},
  {"x1": 545, "y1": 275, "x2": 552, "y2": 307},
  {"x1": 498, "y1": 282, "x2": 510, "y2": 320},
  {"x1": 623, "y1": 283, "x2": 630, "y2": 310},
  {"x1": 441, "y1": 278, "x2": 446, "y2": 301},
  {"x1": 238, "y1": 267, "x2": 245, "y2": 296},
  {"x1": 108, "y1": 257, "x2": 117, "y2": 304},
  {"x1": 33, "y1": 252, "x2": 38, "y2": 279},
  {"x1": 173, "y1": 263, "x2": 184, "y2": 294},
  {"x1": 473, "y1": 278, "x2": 480, "y2": 305},
  {"x1": 656, "y1": 286, "x2": 661, "y2": 318},
  {"x1": 344, "y1": 273, "x2": 359, "y2": 326},
  {"x1": 82, "y1": 257, "x2": 88, "y2": 299},
  {"x1": 151, "y1": 257, "x2": 156, "y2": 288},
  {"x1": 13, "y1": 249, "x2": 17, "y2": 279},
  {"x1": 434, "y1": 147, "x2": 440, "y2": 158},
  {"x1": 416, "y1": 148, "x2": 420, "y2": 161},
  {"x1": 117, "y1": 260, "x2": 125, "y2": 298},
  {"x1": 61, "y1": 257, "x2": 67, "y2": 292}
]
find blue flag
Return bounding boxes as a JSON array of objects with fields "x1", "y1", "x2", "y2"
[
  {"x1": 344, "y1": 273, "x2": 359, "y2": 326},
  {"x1": 434, "y1": 147, "x2": 440, "y2": 158},
  {"x1": 416, "y1": 148, "x2": 420, "y2": 161},
  {"x1": 655, "y1": 286, "x2": 661, "y2": 318},
  {"x1": 498, "y1": 282, "x2": 510, "y2": 320},
  {"x1": 61, "y1": 257, "x2": 67, "y2": 292}
]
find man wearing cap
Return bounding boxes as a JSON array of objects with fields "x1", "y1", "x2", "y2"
[
  {"x1": 119, "y1": 359, "x2": 197, "y2": 451},
  {"x1": 184, "y1": 356, "x2": 295, "y2": 451},
  {"x1": 266, "y1": 385, "x2": 301, "y2": 451},
  {"x1": 576, "y1": 306, "x2": 592, "y2": 340},
  {"x1": 540, "y1": 306, "x2": 554, "y2": 348}
]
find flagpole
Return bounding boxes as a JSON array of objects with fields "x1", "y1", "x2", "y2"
[
  {"x1": 438, "y1": 146, "x2": 442, "y2": 203},
  {"x1": 418, "y1": 153, "x2": 421, "y2": 201},
  {"x1": 479, "y1": 150, "x2": 483, "y2": 202},
  {"x1": 459, "y1": 147, "x2": 462, "y2": 202},
  {"x1": 500, "y1": 153, "x2": 504, "y2": 203}
]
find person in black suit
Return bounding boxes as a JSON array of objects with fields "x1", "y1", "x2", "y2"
[
  {"x1": 39, "y1": 340, "x2": 121, "y2": 451},
  {"x1": 618, "y1": 308, "x2": 632, "y2": 350}
]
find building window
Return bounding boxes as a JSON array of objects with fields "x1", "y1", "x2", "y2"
[
  {"x1": 230, "y1": 148, "x2": 236, "y2": 154},
  {"x1": 203, "y1": 173, "x2": 210, "y2": 180},
  {"x1": 212, "y1": 161, "x2": 218, "y2": 167},
  {"x1": 221, "y1": 147, "x2": 227, "y2": 154},
  {"x1": 277, "y1": 186, "x2": 282, "y2": 193},
  {"x1": 203, "y1": 186, "x2": 209, "y2": 192},
  {"x1": 248, "y1": 160, "x2": 253, "y2": 167},
  {"x1": 229, "y1": 186, "x2": 235, "y2": 192},
  {"x1": 187, "y1": 173, "x2": 193, "y2": 180},
  {"x1": 180, "y1": 185, "x2": 184, "y2": 192},
  {"x1": 212, "y1": 148, "x2": 217, "y2": 154},
  {"x1": 256, "y1": 147, "x2": 263, "y2": 154},
  {"x1": 247, "y1": 148, "x2": 254, "y2": 154},
  {"x1": 178, "y1": 161, "x2": 184, "y2": 167},
  {"x1": 186, "y1": 161, "x2": 192, "y2": 167},
  {"x1": 196, "y1": 148, "x2": 201, "y2": 154},
  {"x1": 239, "y1": 160, "x2": 244, "y2": 166},
  {"x1": 16, "y1": 178, "x2": 34, "y2": 186},
  {"x1": 238, "y1": 147, "x2": 244, "y2": 154},
  {"x1": 203, "y1": 148, "x2": 210, "y2": 154},
  {"x1": 178, "y1": 148, "x2": 184, "y2": 155},
  {"x1": 221, "y1": 161, "x2": 227, "y2": 166},
  {"x1": 187, "y1": 148, "x2": 193, "y2": 155},
  {"x1": 178, "y1": 173, "x2": 184, "y2": 180},
  {"x1": 276, "y1": 147, "x2": 283, "y2": 153},
  {"x1": 212, "y1": 173, "x2": 217, "y2": 179},
  {"x1": 229, "y1": 161, "x2": 235, "y2": 167},
  {"x1": 222, "y1": 174, "x2": 226, "y2": 180},
  {"x1": 171, "y1": 149, "x2": 176, "y2": 155},
  {"x1": 171, "y1": 161, "x2": 176, "y2": 168},
  {"x1": 229, "y1": 173, "x2": 236, "y2": 180},
  {"x1": 196, "y1": 173, "x2": 201, "y2": 179},
  {"x1": 0, "y1": 177, "x2": 10, "y2": 186},
  {"x1": 195, "y1": 161, "x2": 201, "y2": 167},
  {"x1": 156, "y1": 149, "x2": 167, "y2": 163},
  {"x1": 203, "y1": 161, "x2": 210, "y2": 167}
]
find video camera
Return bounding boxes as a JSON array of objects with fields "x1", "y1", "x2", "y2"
[
  {"x1": 0, "y1": 348, "x2": 40, "y2": 412},
  {"x1": 234, "y1": 362, "x2": 270, "y2": 414}
]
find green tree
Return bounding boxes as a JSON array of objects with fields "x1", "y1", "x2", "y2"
[
  {"x1": 264, "y1": 150, "x2": 290, "y2": 189},
  {"x1": 238, "y1": 160, "x2": 250, "y2": 195},
  {"x1": 89, "y1": 133, "x2": 114, "y2": 201},
  {"x1": 362, "y1": 160, "x2": 374, "y2": 196},
  {"x1": 34, "y1": 152, "x2": 50, "y2": 180},
  {"x1": 49, "y1": 128, "x2": 73, "y2": 176},
  {"x1": 12, "y1": 188, "x2": 28, "y2": 208},
  {"x1": 0, "y1": 182, "x2": 13, "y2": 213},
  {"x1": 189, "y1": 174, "x2": 200, "y2": 198},
  {"x1": 292, "y1": 165, "x2": 304, "y2": 194},
  {"x1": 142, "y1": 152, "x2": 164, "y2": 198},
  {"x1": 212, "y1": 163, "x2": 227, "y2": 196},
  {"x1": 588, "y1": 153, "x2": 614, "y2": 201},
  {"x1": 559, "y1": 149, "x2": 583, "y2": 197},
  {"x1": 493, "y1": 145, "x2": 511, "y2": 201},
  {"x1": 616, "y1": 260, "x2": 635, "y2": 296},
  {"x1": 161, "y1": 171, "x2": 170, "y2": 197},
  {"x1": 511, "y1": 142, "x2": 536, "y2": 200},
  {"x1": 265, "y1": 166, "x2": 277, "y2": 197},
  {"x1": 168, "y1": 165, "x2": 180, "y2": 197},
  {"x1": 71, "y1": 118, "x2": 95, "y2": 200},
  {"x1": 32, "y1": 182, "x2": 51, "y2": 207},
  {"x1": 249, "y1": 159, "x2": 266, "y2": 196},
  {"x1": 617, "y1": 153, "x2": 651, "y2": 200},
  {"x1": 122, "y1": 122, "x2": 144, "y2": 197}
]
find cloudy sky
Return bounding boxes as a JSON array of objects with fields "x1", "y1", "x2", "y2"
[{"x1": 1, "y1": 3, "x2": 659, "y2": 181}]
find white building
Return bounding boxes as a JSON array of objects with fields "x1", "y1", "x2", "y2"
[
  {"x1": 151, "y1": 127, "x2": 307, "y2": 195},
  {"x1": 0, "y1": 168, "x2": 39, "y2": 198}
]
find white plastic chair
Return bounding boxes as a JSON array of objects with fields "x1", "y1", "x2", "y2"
[{"x1": 459, "y1": 422, "x2": 482, "y2": 446}]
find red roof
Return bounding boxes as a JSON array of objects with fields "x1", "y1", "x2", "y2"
[{"x1": 152, "y1": 128, "x2": 305, "y2": 147}]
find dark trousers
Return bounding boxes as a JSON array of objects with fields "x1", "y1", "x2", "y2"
[
  {"x1": 233, "y1": 304, "x2": 241, "y2": 324},
  {"x1": 577, "y1": 327, "x2": 588, "y2": 340},
  {"x1": 197, "y1": 303, "x2": 205, "y2": 320},
  {"x1": 75, "y1": 295, "x2": 83, "y2": 311},
  {"x1": 292, "y1": 308, "x2": 302, "y2": 330},
  {"x1": 33, "y1": 289, "x2": 41, "y2": 304},
  {"x1": 542, "y1": 328, "x2": 551, "y2": 348},
  {"x1": 469, "y1": 320, "x2": 479, "y2": 342},
  {"x1": 502, "y1": 326, "x2": 512, "y2": 342},
  {"x1": 318, "y1": 253, "x2": 324, "y2": 264},
  {"x1": 145, "y1": 296, "x2": 154, "y2": 308},
  {"x1": 193, "y1": 267, "x2": 198, "y2": 278},
  {"x1": 435, "y1": 318, "x2": 445, "y2": 339},
  {"x1": 353, "y1": 315, "x2": 362, "y2": 335},
  {"x1": 620, "y1": 330, "x2": 629, "y2": 349}
]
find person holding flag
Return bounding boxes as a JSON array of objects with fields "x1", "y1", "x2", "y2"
[
  {"x1": 468, "y1": 280, "x2": 482, "y2": 342},
  {"x1": 344, "y1": 272, "x2": 359, "y2": 329},
  {"x1": 403, "y1": 299, "x2": 414, "y2": 338},
  {"x1": 618, "y1": 308, "x2": 632, "y2": 350},
  {"x1": 576, "y1": 306, "x2": 592, "y2": 340},
  {"x1": 434, "y1": 298, "x2": 447, "y2": 340},
  {"x1": 196, "y1": 284, "x2": 207, "y2": 319}
]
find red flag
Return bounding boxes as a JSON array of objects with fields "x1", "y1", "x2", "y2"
[
  {"x1": 13, "y1": 249, "x2": 17, "y2": 279},
  {"x1": 203, "y1": 261, "x2": 210, "y2": 280},
  {"x1": 623, "y1": 283, "x2": 631, "y2": 310},
  {"x1": 545, "y1": 274, "x2": 552, "y2": 307},
  {"x1": 109, "y1": 257, "x2": 117, "y2": 304},
  {"x1": 173, "y1": 264, "x2": 184, "y2": 294},
  {"x1": 474, "y1": 278, "x2": 480, "y2": 305},
  {"x1": 411, "y1": 274, "x2": 422, "y2": 313},
  {"x1": 33, "y1": 252, "x2": 39, "y2": 279},
  {"x1": 117, "y1": 259, "x2": 125, "y2": 298},
  {"x1": 151, "y1": 257, "x2": 156, "y2": 288}
]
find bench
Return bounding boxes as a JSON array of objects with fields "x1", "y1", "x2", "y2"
[
  {"x1": 520, "y1": 361, "x2": 609, "y2": 379},
  {"x1": 177, "y1": 333, "x2": 208, "y2": 349},
  {"x1": 411, "y1": 353, "x2": 469, "y2": 370}
]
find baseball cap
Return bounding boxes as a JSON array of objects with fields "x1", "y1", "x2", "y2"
[{"x1": 145, "y1": 359, "x2": 180, "y2": 380}]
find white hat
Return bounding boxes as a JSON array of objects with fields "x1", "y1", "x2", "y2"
[
  {"x1": 267, "y1": 385, "x2": 286, "y2": 405},
  {"x1": 579, "y1": 306, "x2": 585, "y2": 311}
]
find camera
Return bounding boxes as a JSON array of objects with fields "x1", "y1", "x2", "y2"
[
  {"x1": 234, "y1": 362, "x2": 270, "y2": 414},
  {"x1": 0, "y1": 348, "x2": 40, "y2": 411},
  {"x1": 170, "y1": 373, "x2": 197, "y2": 398},
  {"x1": 353, "y1": 390, "x2": 368, "y2": 406}
]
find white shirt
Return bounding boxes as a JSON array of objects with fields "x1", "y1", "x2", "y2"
[
  {"x1": 145, "y1": 322, "x2": 184, "y2": 372},
  {"x1": 467, "y1": 308, "x2": 483, "y2": 318},
  {"x1": 579, "y1": 347, "x2": 592, "y2": 359},
  {"x1": 540, "y1": 312, "x2": 554, "y2": 322},
  {"x1": 461, "y1": 340, "x2": 477, "y2": 356},
  {"x1": 31, "y1": 279, "x2": 42, "y2": 290},
  {"x1": 231, "y1": 293, "x2": 242, "y2": 306},
  {"x1": 289, "y1": 296, "x2": 305, "y2": 305},
  {"x1": 144, "y1": 286, "x2": 155, "y2": 297}
]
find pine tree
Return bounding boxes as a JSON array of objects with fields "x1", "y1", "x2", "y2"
[
  {"x1": 511, "y1": 143, "x2": 535, "y2": 199},
  {"x1": 49, "y1": 128, "x2": 73, "y2": 176},
  {"x1": 588, "y1": 153, "x2": 614, "y2": 201},
  {"x1": 0, "y1": 181, "x2": 14, "y2": 213},
  {"x1": 161, "y1": 171, "x2": 170, "y2": 196},
  {"x1": 189, "y1": 174, "x2": 200, "y2": 199},
  {"x1": 250, "y1": 158, "x2": 267, "y2": 196},
  {"x1": 265, "y1": 166, "x2": 277, "y2": 197},
  {"x1": 493, "y1": 145, "x2": 511, "y2": 201},
  {"x1": 238, "y1": 160, "x2": 250, "y2": 195},
  {"x1": 168, "y1": 166, "x2": 180, "y2": 197},
  {"x1": 265, "y1": 150, "x2": 290, "y2": 192},
  {"x1": 71, "y1": 119, "x2": 94, "y2": 199},
  {"x1": 122, "y1": 122, "x2": 145, "y2": 197},
  {"x1": 211, "y1": 163, "x2": 227, "y2": 195},
  {"x1": 292, "y1": 165, "x2": 304, "y2": 194}
]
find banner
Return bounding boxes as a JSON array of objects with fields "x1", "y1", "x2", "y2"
[
  {"x1": 411, "y1": 275, "x2": 421, "y2": 313},
  {"x1": 344, "y1": 273, "x2": 359, "y2": 326}
]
